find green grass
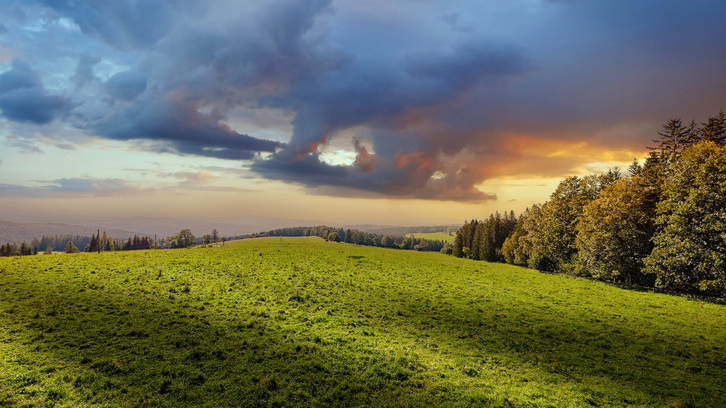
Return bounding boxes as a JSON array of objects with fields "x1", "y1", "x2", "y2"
[
  {"x1": 1, "y1": 238, "x2": 725, "y2": 407},
  {"x1": 409, "y1": 232, "x2": 455, "y2": 243}
]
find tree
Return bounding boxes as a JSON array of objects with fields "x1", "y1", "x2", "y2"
[
  {"x1": 502, "y1": 213, "x2": 528, "y2": 265},
  {"x1": 649, "y1": 118, "x2": 691, "y2": 162},
  {"x1": 645, "y1": 141, "x2": 726, "y2": 295},
  {"x1": 88, "y1": 233, "x2": 98, "y2": 253},
  {"x1": 400, "y1": 237, "x2": 413, "y2": 250},
  {"x1": 702, "y1": 110, "x2": 726, "y2": 145},
  {"x1": 212, "y1": 229, "x2": 219, "y2": 243},
  {"x1": 162, "y1": 235, "x2": 178, "y2": 249},
  {"x1": 382, "y1": 235, "x2": 395, "y2": 248},
  {"x1": 177, "y1": 229, "x2": 196, "y2": 248},
  {"x1": 65, "y1": 241, "x2": 80, "y2": 254},
  {"x1": 102, "y1": 231, "x2": 111, "y2": 251},
  {"x1": 20, "y1": 240, "x2": 32, "y2": 256},
  {"x1": 576, "y1": 176, "x2": 656, "y2": 284}
]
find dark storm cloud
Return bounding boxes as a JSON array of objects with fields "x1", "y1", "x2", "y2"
[
  {"x1": 81, "y1": 0, "x2": 333, "y2": 162},
  {"x1": 0, "y1": 60, "x2": 73, "y2": 124},
  {"x1": 104, "y1": 69, "x2": 147, "y2": 101},
  {"x1": 94, "y1": 91, "x2": 283, "y2": 160},
  {"x1": 251, "y1": 38, "x2": 528, "y2": 201}
]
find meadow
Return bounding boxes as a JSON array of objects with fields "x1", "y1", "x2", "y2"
[
  {"x1": 0, "y1": 238, "x2": 724, "y2": 407},
  {"x1": 408, "y1": 232, "x2": 455, "y2": 243}
]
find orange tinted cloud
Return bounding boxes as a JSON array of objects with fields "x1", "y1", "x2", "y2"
[{"x1": 486, "y1": 132, "x2": 646, "y2": 178}]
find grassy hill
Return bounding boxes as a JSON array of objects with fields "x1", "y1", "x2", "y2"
[
  {"x1": 409, "y1": 232, "x2": 456, "y2": 243},
  {"x1": 1, "y1": 238, "x2": 724, "y2": 407}
]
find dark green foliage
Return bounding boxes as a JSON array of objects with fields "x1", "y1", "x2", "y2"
[
  {"x1": 452, "y1": 212, "x2": 517, "y2": 262},
  {"x1": 701, "y1": 110, "x2": 726, "y2": 145},
  {"x1": 123, "y1": 235, "x2": 155, "y2": 250},
  {"x1": 645, "y1": 141, "x2": 726, "y2": 296}
]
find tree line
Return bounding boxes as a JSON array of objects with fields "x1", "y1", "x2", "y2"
[
  {"x1": 452, "y1": 111, "x2": 726, "y2": 297},
  {"x1": 0, "y1": 227, "x2": 208, "y2": 257},
  {"x1": 245, "y1": 225, "x2": 447, "y2": 252}
]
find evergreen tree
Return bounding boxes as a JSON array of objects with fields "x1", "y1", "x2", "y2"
[
  {"x1": 649, "y1": 118, "x2": 689, "y2": 161},
  {"x1": 702, "y1": 111, "x2": 726, "y2": 145}
]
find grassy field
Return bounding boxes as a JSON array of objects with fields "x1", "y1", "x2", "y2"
[
  {"x1": 409, "y1": 232, "x2": 455, "y2": 243},
  {"x1": 1, "y1": 238, "x2": 725, "y2": 407}
]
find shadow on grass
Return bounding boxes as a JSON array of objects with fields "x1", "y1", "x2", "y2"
[
  {"x1": 1, "y1": 278, "x2": 462, "y2": 407},
  {"x1": 368, "y1": 284, "x2": 726, "y2": 407}
]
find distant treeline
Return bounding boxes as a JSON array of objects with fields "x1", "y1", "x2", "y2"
[
  {"x1": 451, "y1": 111, "x2": 726, "y2": 298},
  {"x1": 0, "y1": 228, "x2": 223, "y2": 257},
  {"x1": 242, "y1": 225, "x2": 447, "y2": 252},
  {"x1": 1, "y1": 233, "x2": 160, "y2": 256},
  {"x1": 367, "y1": 225, "x2": 459, "y2": 236}
]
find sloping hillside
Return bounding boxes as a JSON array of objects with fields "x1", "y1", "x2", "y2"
[{"x1": 1, "y1": 239, "x2": 724, "y2": 407}]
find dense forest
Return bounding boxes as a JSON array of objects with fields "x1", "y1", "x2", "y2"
[
  {"x1": 243, "y1": 225, "x2": 447, "y2": 252},
  {"x1": 453, "y1": 111, "x2": 726, "y2": 297}
]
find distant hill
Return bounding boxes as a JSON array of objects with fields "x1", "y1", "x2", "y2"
[
  {"x1": 350, "y1": 224, "x2": 460, "y2": 236},
  {"x1": 91, "y1": 216, "x2": 333, "y2": 238},
  {"x1": 1, "y1": 216, "x2": 463, "y2": 244},
  {"x1": 0, "y1": 220, "x2": 143, "y2": 243}
]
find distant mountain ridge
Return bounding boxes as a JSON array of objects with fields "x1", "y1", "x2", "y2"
[
  {"x1": 90, "y1": 216, "x2": 333, "y2": 238},
  {"x1": 0, "y1": 216, "x2": 464, "y2": 244},
  {"x1": 0, "y1": 220, "x2": 143, "y2": 244}
]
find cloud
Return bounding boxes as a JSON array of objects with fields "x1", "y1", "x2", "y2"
[
  {"x1": 72, "y1": 54, "x2": 101, "y2": 88},
  {"x1": 2, "y1": 0, "x2": 724, "y2": 204},
  {"x1": 94, "y1": 90, "x2": 284, "y2": 160},
  {"x1": 52, "y1": 177, "x2": 152, "y2": 197},
  {"x1": 158, "y1": 170, "x2": 218, "y2": 188},
  {"x1": 0, "y1": 60, "x2": 73, "y2": 124},
  {"x1": 249, "y1": 37, "x2": 528, "y2": 201},
  {"x1": 0, "y1": 177, "x2": 149, "y2": 197},
  {"x1": 37, "y1": 0, "x2": 179, "y2": 50},
  {"x1": 104, "y1": 68, "x2": 146, "y2": 101},
  {"x1": 441, "y1": 12, "x2": 474, "y2": 33},
  {"x1": 6, "y1": 134, "x2": 42, "y2": 153}
]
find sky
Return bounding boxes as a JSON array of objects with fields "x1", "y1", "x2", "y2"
[{"x1": 0, "y1": 0, "x2": 725, "y2": 225}]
